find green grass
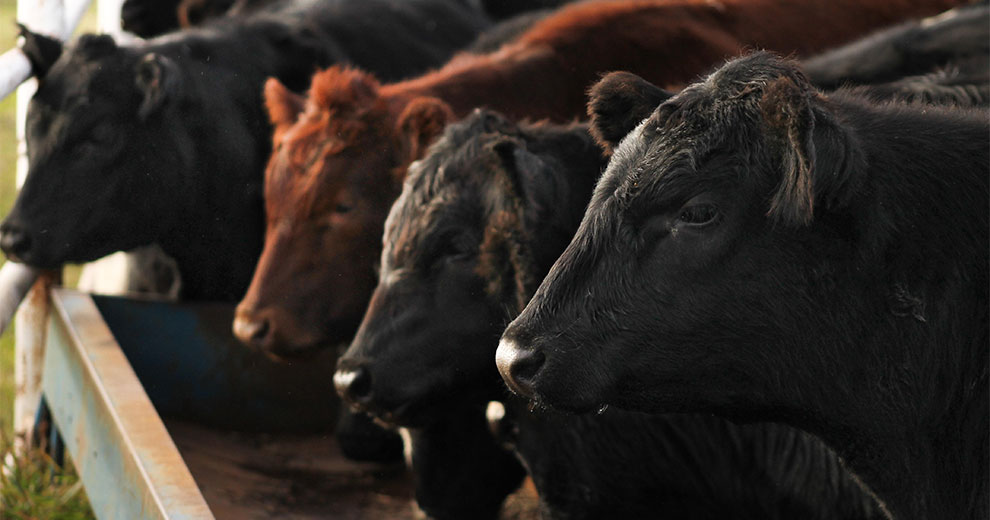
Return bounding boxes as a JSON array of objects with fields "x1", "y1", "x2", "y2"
[
  {"x1": 1, "y1": 1, "x2": 98, "y2": 517},
  {"x1": 1, "y1": 435, "x2": 91, "y2": 520}
]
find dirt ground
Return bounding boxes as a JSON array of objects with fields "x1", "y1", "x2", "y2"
[{"x1": 167, "y1": 420, "x2": 540, "y2": 519}]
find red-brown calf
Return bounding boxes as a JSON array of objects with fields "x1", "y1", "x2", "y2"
[{"x1": 232, "y1": 0, "x2": 961, "y2": 356}]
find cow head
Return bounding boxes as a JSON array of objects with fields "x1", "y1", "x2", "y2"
[
  {"x1": 1, "y1": 29, "x2": 191, "y2": 267},
  {"x1": 333, "y1": 110, "x2": 602, "y2": 427},
  {"x1": 233, "y1": 67, "x2": 454, "y2": 357},
  {"x1": 497, "y1": 54, "x2": 867, "y2": 415}
]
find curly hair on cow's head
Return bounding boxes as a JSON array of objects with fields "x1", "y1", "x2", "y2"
[
  {"x1": 619, "y1": 52, "x2": 866, "y2": 228},
  {"x1": 309, "y1": 65, "x2": 383, "y2": 115},
  {"x1": 755, "y1": 70, "x2": 865, "y2": 227}
]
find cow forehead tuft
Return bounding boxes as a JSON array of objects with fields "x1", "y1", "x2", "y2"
[{"x1": 599, "y1": 52, "x2": 811, "y2": 205}]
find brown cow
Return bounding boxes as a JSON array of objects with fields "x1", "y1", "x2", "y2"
[{"x1": 232, "y1": 0, "x2": 962, "y2": 357}]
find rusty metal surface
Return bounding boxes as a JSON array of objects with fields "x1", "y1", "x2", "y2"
[
  {"x1": 12, "y1": 271, "x2": 55, "y2": 450},
  {"x1": 44, "y1": 288, "x2": 213, "y2": 519}
]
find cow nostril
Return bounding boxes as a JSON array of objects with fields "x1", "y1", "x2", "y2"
[
  {"x1": 251, "y1": 318, "x2": 270, "y2": 341},
  {"x1": 333, "y1": 367, "x2": 373, "y2": 405},
  {"x1": 0, "y1": 225, "x2": 32, "y2": 259},
  {"x1": 495, "y1": 338, "x2": 546, "y2": 398},
  {"x1": 511, "y1": 349, "x2": 545, "y2": 383},
  {"x1": 232, "y1": 315, "x2": 272, "y2": 347}
]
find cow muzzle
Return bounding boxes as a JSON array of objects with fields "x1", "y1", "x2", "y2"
[
  {"x1": 0, "y1": 221, "x2": 33, "y2": 264},
  {"x1": 495, "y1": 338, "x2": 546, "y2": 399},
  {"x1": 333, "y1": 365, "x2": 374, "y2": 408}
]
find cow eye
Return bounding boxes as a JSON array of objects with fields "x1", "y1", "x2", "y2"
[
  {"x1": 335, "y1": 203, "x2": 352, "y2": 214},
  {"x1": 430, "y1": 236, "x2": 473, "y2": 268},
  {"x1": 677, "y1": 203, "x2": 719, "y2": 226},
  {"x1": 436, "y1": 242, "x2": 468, "y2": 261}
]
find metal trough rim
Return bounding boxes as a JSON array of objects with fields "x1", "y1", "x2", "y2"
[{"x1": 44, "y1": 288, "x2": 214, "y2": 519}]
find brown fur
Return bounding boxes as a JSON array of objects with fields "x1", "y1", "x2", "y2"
[
  {"x1": 264, "y1": 78, "x2": 305, "y2": 143},
  {"x1": 241, "y1": 0, "x2": 964, "y2": 354}
]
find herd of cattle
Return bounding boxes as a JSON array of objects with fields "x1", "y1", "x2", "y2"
[{"x1": 0, "y1": 0, "x2": 987, "y2": 518}]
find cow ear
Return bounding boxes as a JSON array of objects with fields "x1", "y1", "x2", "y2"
[
  {"x1": 396, "y1": 97, "x2": 453, "y2": 162},
  {"x1": 264, "y1": 77, "x2": 305, "y2": 140},
  {"x1": 491, "y1": 138, "x2": 557, "y2": 228},
  {"x1": 587, "y1": 71, "x2": 674, "y2": 154},
  {"x1": 135, "y1": 52, "x2": 180, "y2": 120},
  {"x1": 759, "y1": 76, "x2": 863, "y2": 226},
  {"x1": 18, "y1": 24, "x2": 62, "y2": 78}
]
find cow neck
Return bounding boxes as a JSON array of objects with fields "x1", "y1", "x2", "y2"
[
  {"x1": 765, "y1": 102, "x2": 988, "y2": 519},
  {"x1": 780, "y1": 296, "x2": 988, "y2": 520},
  {"x1": 152, "y1": 64, "x2": 268, "y2": 301}
]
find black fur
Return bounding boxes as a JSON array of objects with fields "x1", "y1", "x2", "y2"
[
  {"x1": 17, "y1": 24, "x2": 62, "y2": 77},
  {"x1": 500, "y1": 54, "x2": 989, "y2": 519},
  {"x1": 121, "y1": 0, "x2": 183, "y2": 38},
  {"x1": 848, "y1": 56, "x2": 989, "y2": 106},
  {"x1": 339, "y1": 109, "x2": 882, "y2": 519},
  {"x1": 587, "y1": 71, "x2": 674, "y2": 154},
  {"x1": 801, "y1": 3, "x2": 989, "y2": 90}
]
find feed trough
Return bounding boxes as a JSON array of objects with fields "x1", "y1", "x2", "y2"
[{"x1": 40, "y1": 288, "x2": 418, "y2": 519}]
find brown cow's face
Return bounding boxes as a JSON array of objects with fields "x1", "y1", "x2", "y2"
[
  {"x1": 497, "y1": 56, "x2": 864, "y2": 415},
  {"x1": 234, "y1": 68, "x2": 453, "y2": 357},
  {"x1": 236, "y1": 107, "x2": 400, "y2": 356}
]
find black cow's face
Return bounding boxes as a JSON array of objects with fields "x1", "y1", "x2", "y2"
[
  {"x1": 336, "y1": 110, "x2": 612, "y2": 427},
  {"x1": 498, "y1": 56, "x2": 864, "y2": 415},
  {"x1": 1, "y1": 33, "x2": 188, "y2": 267},
  {"x1": 334, "y1": 153, "x2": 499, "y2": 427}
]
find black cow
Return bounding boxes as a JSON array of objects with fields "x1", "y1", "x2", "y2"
[
  {"x1": 121, "y1": 0, "x2": 278, "y2": 39},
  {"x1": 801, "y1": 2, "x2": 989, "y2": 90},
  {"x1": 497, "y1": 54, "x2": 989, "y2": 519},
  {"x1": 846, "y1": 56, "x2": 989, "y2": 107},
  {"x1": 121, "y1": 0, "x2": 570, "y2": 39},
  {"x1": 798, "y1": 2, "x2": 989, "y2": 107},
  {"x1": 337, "y1": 109, "x2": 882, "y2": 519},
  {"x1": 2, "y1": 0, "x2": 489, "y2": 466},
  {"x1": 121, "y1": 0, "x2": 183, "y2": 38},
  {"x1": 2, "y1": 0, "x2": 489, "y2": 301}
]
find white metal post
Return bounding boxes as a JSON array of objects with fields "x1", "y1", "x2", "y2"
[{"x1": 97, "y1": 0, "x2": 124, "y2": 35}]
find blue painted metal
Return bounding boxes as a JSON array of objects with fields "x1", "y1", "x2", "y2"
[
  {"x1": 91, "y1": 295, "x2": 339, "y2": 432},
  {"x1": 42, "y1": 289, "x2": 214, "y2": 520}
]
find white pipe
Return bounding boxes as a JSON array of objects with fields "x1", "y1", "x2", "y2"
[
  {"x1": 65, "y1": 0, "x2": 93, "y2": 39},
  {"x1": 0, "y1": 262, "x2": 39, "y2": 336},
  {"x1": 97, "y1": 0, "x2": 124, "y2": 35},
  {"x1": 0, "y1": 49, "x2": 32, "y2": 102}
]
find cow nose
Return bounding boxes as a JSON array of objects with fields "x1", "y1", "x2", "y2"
[
  {"x1": 495, "y1": 338, "x2": 545, "y2": 399},
  {"x1": 232, "y1": 310, "x2": 272, "y2": 349},
  {"x1": 334, "y1": 366, "x2": 374, "y2": 406},
  {"x1": 0, "y1": 223, "x2": 31, "y2": 261}
]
